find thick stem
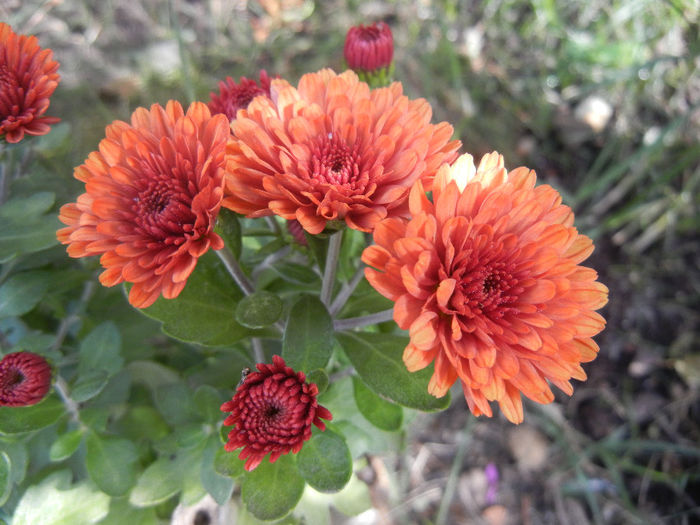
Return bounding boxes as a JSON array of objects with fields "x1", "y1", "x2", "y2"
[
  {"x1": 216, "y1": 247, "x2": 255, "y2": 295},
  {"x1": 330, "y1": 265, "x2": 365, "y2": 316},
  {"x1": 320, "y1": 230, "x2": 343, "y2": 306},
  {"x1": 332, "y1": 308, "x2": 394, "y2": 332}
]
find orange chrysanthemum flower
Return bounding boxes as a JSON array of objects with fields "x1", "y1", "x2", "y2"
[
  {"x1": 0, "y1": 22, "x2": 60, "y2": 143},
  {"x1": 57, "y1": 101, "x2": 230, "y2": 308},
  {"x1": 223, "y1": 69, "x2": 460, "y2": 234},
  {"x1": 363, "y1": 153, "x2": 608, "y2": 423}
]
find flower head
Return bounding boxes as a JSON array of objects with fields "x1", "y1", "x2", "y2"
[
  {"x1": 363, "y1": 152, "x2": 608, "y2": 424},
  {"x1": 57, "y1": 101, "x2": 230, "y2": 308},
  {"x1": 0, "y1": 22, "x2": 60, "y2": 143},
  {"x1": 208, "y1": 70, "x2": 272, "y2": 121},
  {"x1": 344, "y1": 22, "x2": 393, "y2": 72},
  {"x1": 220, "y1": 355, "x2": 332, "y2": 471},
  {"x1": 223, "y1": 68, "x2": 460, "y2": 234},
  {"x1": 0, "y1": 352, "x2": 52, "y2": 407}
]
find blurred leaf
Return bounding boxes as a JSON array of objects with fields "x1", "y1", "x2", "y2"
[
  {"x1": 78, "y1": 322, "x2": 123, "y2": 376},
  {"x1": 272, "y1": 262, "x2": 321, "y2": 285},
  {"x1": 214, "y1": 208, "x2": 242, "y2": 259},
  {"x1": 0, "y1": 396, "x2": 64, "y2": 435},
  {"x1": 201, "y1": 436, "x2": 235, "y2": 505},
  {"x1": 86, "y1": 433, "x2": 139, "y2": 497},
  {"x1": 134, "y1": 251, "x2": 266, "y2": 346},
  {"x1": 306, "y1": 369, "x2": 329, "y2": 395},
  {"x1": 193, "y1": 385, "x2": 225, "y2": 424},
  {"x1": 332, "y1": 473, "x2": 373, "y2": 517},
  {"x1": 49, "y1": 428, "x2": 84, "y2": 462},
  {"x1": 235, "y1": 291, "x2": 283, "y2": 329},
  {"x1": 13, "y1": 470, "x2": 109, "y2": 525},
  {"x1": 296, "y1": 429, "x2": 352, "y2": 493},
  {"x1": 336, "y1": 332, "x2": 450, "y2": 412},
  {"x1": 0, "y1": 451, "x2": 10, "y2": 507},
  {"x1": 0, "y1": 438, "x2": 27, "y2": 484},
  {"x1": 282, "y1": 295, "x2": 333, "y2": 372},
  {"x1": 129, "y1": 455, "x2": 186, "y2": 507},
  {"x1": 0, "y1": 271, "x2": 51, "y2": 318},
  {"x1": 116, "y1": 405, "x2": 170, "y2": 443},
  {"x1": 71, "y1": 370, "x2": 109, "y2": 403},
  {"x1": 0, "y1": 193, "x2": 60, "y2": 263},
  {"x1": 214, "y1": 446, "x2": 246, "y2": 479},
  {"x1": 240, "y1": 454, "x2": 304, "y2": 521},
  {"x1": 352, "y1": 376, "x2": 403, "y2": 431},
  {"x1": 96, "y1": 497, "x2": 158, "y2": 525},
  {"x1": 154, "y1": 382, "x2": 197, "y2": 426},
  {"x1": 126, "y1": 360, "x2": 179, "y2": 391}
]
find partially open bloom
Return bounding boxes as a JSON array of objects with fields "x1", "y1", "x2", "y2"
[
  {"x1": 363, "y1": 152, "x2": 608, "y2": 423},
  {"x1": 0, "y1": 352, "x2": 52, "y2": 407},
  {"x1": 207, "y1": 70, "x2": 272, "y2": 121},
  {"x1": 223, "y1": 68, "x2": 460, "y2": 234},
  {"x1": 57, "y1": 101, "x2": 230, "y2": 308},
  {"x1": 220, "y1": 355, "x2": 332, "y2": 471},
  {"x1": 344, "y1": 22, "x2": 393, "y2": 72},
  {"x1": 0, "y1": 22, "x2": 60, "y2": 143}
]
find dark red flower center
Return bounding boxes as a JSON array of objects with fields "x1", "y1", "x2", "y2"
[
  {"x1": 452, "y1": 261, "x2": 520, "y2": 319},
  {"x1": 133, "y1": 178, "x2": 195, "y2": 240},
  {"x1": 0, "y1": 368, "x2": 24, "y2": 389},
  {"x1": 311, "y1": 135, "x2": 361, "y2": 186}
]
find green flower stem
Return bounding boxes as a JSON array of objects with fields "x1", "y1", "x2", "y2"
[
  {"x1": 252, "y1": 338, "x2": 265, "y2": 364},
  {"x1": 50, "y1": 279, "x2": 97, "y2": 353},
  {"x1": 332, "y1": 308, "x2": 394, "y2": 331},
  {"x1": 330, "y1": 265, "x2": 366, "y2": 316},
  {"x1": 320, "y1": 230, "x2": 343, "y2": 307},
  {"x1": 436, "y1": 418, "x2": 474, "y2": 525},
  {"x1": 216, "y1": 247, "x2": 255, "y2": 295},
  {"x1": 54, "y1": 376, "x2": 84, "y2": 428}
]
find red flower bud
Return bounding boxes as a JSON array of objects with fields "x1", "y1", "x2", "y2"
[
  {"x1": 220, "y1": 355, "x2": 332, "y2": 471},
  {"x1": 208, "y1": 70, "x2": 273, "y2": 121},
  {"x1": 344, "y1": 22, "x2": 393, "y2": 72},
  {"x1": 0, "y1": 352, "x2": 52, "y2": 407}
]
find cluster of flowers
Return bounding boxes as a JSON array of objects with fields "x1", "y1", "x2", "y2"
[{"x1": 1, "y1": 22, "x2": 608, "y2": 470}]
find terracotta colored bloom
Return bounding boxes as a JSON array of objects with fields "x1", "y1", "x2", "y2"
[
  {"x1": 344, "y1": 22, "x2": 393, "y2": 72},
  {"x1": 0, "y1": 22, "x2": 60, "y2": 143},
  {"x1": 208, "y1": 70, "x2": 272, "y2": 121},
  {"x1": 223, "y1": 69, "x2": 460, "y2": 234},
  {"x1": 57, "y1": 101, "x2": 230, "y2": 308},
  {"x1": 0, "y1": 352, "x2": 52, "y2": 407},
  {"x1": 363, "y1": 153, "x2": 608, "y2": 424},
  {"x1": 220, "y1": 355, "x2": 332, "y2": 471}
]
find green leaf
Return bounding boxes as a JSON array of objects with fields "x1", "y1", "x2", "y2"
[
  {"x1": 71, "y1": 370, "x2": 109, "y2": 403},
  {"x1": 154, "y1": 382, "x2": 197, "y2": 426},
  {"x1": 241, "y1": 454, "x2": 305, "y2": 521},
  {"x1": 12, "y1": 470, "x2": 110, "y2": 525},
  {"x1": 306, "y1": 369, "x2": 329, "y2": 395},
  {"x1": 336, "y1": 332, "x2": 450, "y2": 412},
  {"x1": 0, "y1": 193, "x2": 61, "y2": 263},
  {"x1": 214, "y1": 208, "x2": 242, "y2": 259},
  {"x1": 201, "y1": 437, "x2": 234, "y2": 505},
  {"x1": 126, "y1": 360, "x2": 179, "y2": 390},
  {"x1": 352, "y1": 376, "x2": 403, "y2": 431},
  {"x1": 214, "y1": 447, "x2": 246, "y2": 479},
  {"x1": 49, "y1": 428, "x2": 84, "y2": 462},
  {"x1": 272, "y1": 262, "x2": 321, "y2": 285},
  {"x1": 95, "y1": 497, "x2": 158, "y2": 525},
  {"x1": 235, "y1": 291, "x2": 283, "y2": 329},
  {"x1": 86, "y1": 433, "x2": 139, "y2": 497},
  {"x1": 0, "y1": 395, "x2": 64, "y2": 434},
  {"x1": 116, "y1": 405, "x2": 170, "y2": 443},
  {"x1": 0, "y1": 451, "x2": 10, "y2": 507},
  {"x1": 282, "y1": 295, "x2": 333, "y2": 372},
  {"x1": 0, "y1": 271, "x2": 51, "y2": 318},
  {"x1": 134, "y1": 251, "x2": 267, "y2": 346},
  {"x1": 193, "y1": 385, "x2": 225, "y2": 424},
  {"x1": 129, "y1": 456, "x2": 184, "y2": 507},
  {"x1": 79, "y1": 322, "x2": 123, "y2": 375},
  {"x1": 296, "y1": 430, "x2": 352, "y2": 493}
]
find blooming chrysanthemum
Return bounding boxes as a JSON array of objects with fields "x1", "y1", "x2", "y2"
[
  {"x1": 0, "y1": 22, "x2": 60, "y2": 143},
  {"x1": 344, "y1": 22, "x2": 393, "y2": 72},
  {"x1": 223, "y1": 68, "x2": 460, "y2": 234},
  {"x1": 208, "y1": 70, "x2": 272, "y2": 121},
  {"x1": 0, "y1": 352, "x2": 52, "y2": 407},
  {"x1": 363, "y1": 153, "x2": 608, "y2": 423},
  {"x1": 57, "y1": 101, "x2": 230, "y2": 308},
  {"x1": 220, "y1": 355, "x2": 332, "y2": 471}
]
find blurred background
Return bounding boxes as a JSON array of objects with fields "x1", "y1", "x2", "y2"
[{"x1": 2, "y1": 0, "x2": 698, "y2": 523}]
